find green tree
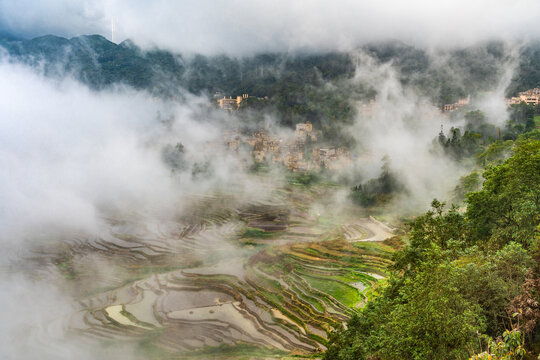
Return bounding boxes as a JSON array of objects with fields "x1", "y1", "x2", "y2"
[
  {"x1": 393, "y1": 200, "x2": 468, "y2": 272},
  {"x1": 327, "y1": 135, "x2": 539, "y2": 359},
  {"x1": 470, "y1": 329, "x2": 527, "y2": 360},
  {"x1": 376, "y1": 262, "x2": 485, "y2": 360},
  {"x1": 504, "y1": 103, "x2": 536, "y2": 140},
  {"x1": 467, "y1": 139, "x2": 540, "y2": 248}
]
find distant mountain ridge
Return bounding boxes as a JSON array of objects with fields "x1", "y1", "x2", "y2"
[
  {"x1": 1, "y1": 34, "x2": 538, "y2": 95},
  {"x1": 0, "y1": 34, "x2": 185, "y2": 95},
  {"x1": 1, "y1": 34, "x2": 538, "y2": 131}
]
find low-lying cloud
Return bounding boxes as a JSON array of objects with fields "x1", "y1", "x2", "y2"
[
  {"x1": 0, "y1": 59, "x2": 269, "y2": 359},
  {"x1": 0, "y1": 61, "x2": 265, "y2": 253},
  {"x1": 1, "y1": 0, "x2": 539, "y2": 54},
  {"x1": 0, "y1": 26, "x2": 524, "y2": 358}
]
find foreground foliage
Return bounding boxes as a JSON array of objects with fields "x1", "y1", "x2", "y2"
[
  {"x1": 325, "y1": 136, "x2": 540, "y2": 359},
  {"x1": 471, "y1": 329, "x2": 527, "y2": 360}
]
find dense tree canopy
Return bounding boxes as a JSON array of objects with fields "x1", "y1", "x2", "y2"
[
  {"x1": 326, "y1": 134, "x2": 540, "y2": 360},
  {"x1": 467, "y1": 138, "x2": 540, "y2": 248}
]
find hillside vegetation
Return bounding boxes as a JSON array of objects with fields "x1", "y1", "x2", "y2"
[
  {"x1": 1, "y1": 35, "x2": 539, "y2": 127},
  {"x1": 325, "y1": 130, "x2": 540, "y2": 359}
]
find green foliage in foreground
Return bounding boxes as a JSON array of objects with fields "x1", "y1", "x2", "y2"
[
  {"x1": 325, "y1": 137, "x2": 540, "y2": 360},
  {"x1": 467, "y1": 138, "x2": 540, "y2": 248},
  {"x1": 471, "y1": 329, "x2": 527, "y2": 360},
  {"x1": 453, "y1": 171, "x2": 482, "y2": 202}
]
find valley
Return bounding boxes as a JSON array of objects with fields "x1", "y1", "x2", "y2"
[{"x1": 42, "y1": 179, "x2": 396, "y2": 359}]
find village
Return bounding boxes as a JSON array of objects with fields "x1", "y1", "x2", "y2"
[
  {"x1": 223, "y1": 120, "x2": 352, "y2": 172},
  {"x1": 216, "y1": 93, "x2": 352, "y2": 172},
  {"x1": 442, "y1": 88, "x2": 540, "y2": 113},
  {"x1": 218, "y1": 89, "x2": 540, "y2": 116},
  {"x1": 506, "y1": 88, "x2": 540, "y2": 106},
  {"x1": 358, "y1": 89, "x2": 539, "y2": 116},
  {"x1": 217, "y1": 88, "x2": 540, "y2": 173}
]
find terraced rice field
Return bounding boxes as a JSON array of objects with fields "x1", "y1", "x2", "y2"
[{"x1": 51, "y1": 183, "x2": 396, "y2": 358}]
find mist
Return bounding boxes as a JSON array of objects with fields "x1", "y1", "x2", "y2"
[
  {"x1": 1, "y1": 0, "x2": 539, "y2": 54},
  {"x1": 0, "y1": 61, "x2": 277, "y2": 249},
  {"x1": 0, "y1": 60, "x2": 275, "y2": 359},
  {"x1": 347, "y1": 56, "x2": 465, "y2": 212},
  {"x1": 335, "y1": 45, "x2": 520, "y2": 213},
  {"x1": 0, "y1": 2, "x2": 536, "y2": 358}
]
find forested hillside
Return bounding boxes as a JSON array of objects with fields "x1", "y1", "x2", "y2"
[
  {"x1": 326, "y1": 127, "x2": 540, "y2": 359},
  {"x1": 1, "y1": 34, "x2": 538, "y2": 129},
  {"x1": 1, "y1": 31, "x2": 539, "y2": 360}
]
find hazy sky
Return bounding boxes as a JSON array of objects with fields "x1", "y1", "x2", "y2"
[{"x1": 0, "y1": 0, "x2": 539, "y2": 54}]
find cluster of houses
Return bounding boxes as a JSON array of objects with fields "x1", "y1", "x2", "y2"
[
  {"x1": 443, "y1": 95, "x2": 471, "y2": 112},
  {"x1": 442, "y1": 88, "x2": 540, "y2": 113},
  {"x1": 360, "y1": 99, "x2": 377, "y2": 117},
  {"x1": 223, "y1": 121, "x2": 352, "y2": 172},
  {"x1": 218, "y1": 87, "x2": 539, "y2": 116},
  {"x1": 217, "y1": 87, "x2": 539, "y2": 173},
  {"x1": 506, "y1": 88, "x2": 540, "y2": 106},
  {"x1": 217, "y1": 94, "x2": 249, "y2": 110},
  {"x1": 215, "y1": 93, "x2": 268, "y2": 110}
]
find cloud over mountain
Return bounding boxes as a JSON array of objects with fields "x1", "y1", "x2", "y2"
[{"x1": 1, "y1": 0, "x2": 539, "y2": 54}]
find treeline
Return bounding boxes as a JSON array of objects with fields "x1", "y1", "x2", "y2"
[
  {"x1": 349, "y1": 155, "x2": 406, "y2": 207},
  {"x1": 350, "y1": 102, "x2": 539, "y2": 208},
  {"x1": 326, "y1": 128, "x2": 540, "y2": 359},
  {"x1": 1, "y1": 34, "x2": 539, "y2": 129},
  {"x1": 441, "y1": 103, "x2": 539, "y2": 204},
  {"x1": 1, "y1": 34, "x2": 538, "y2": 147},
  {"x1": 438, "y1": 103, "x2": 539, "y2": 161},
  {"x1": 0, "y1": 34, "x2": 360, "y2": 142},
  {"x1": 506, "y1": 40, "x2": 540, "y2": 97}
]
